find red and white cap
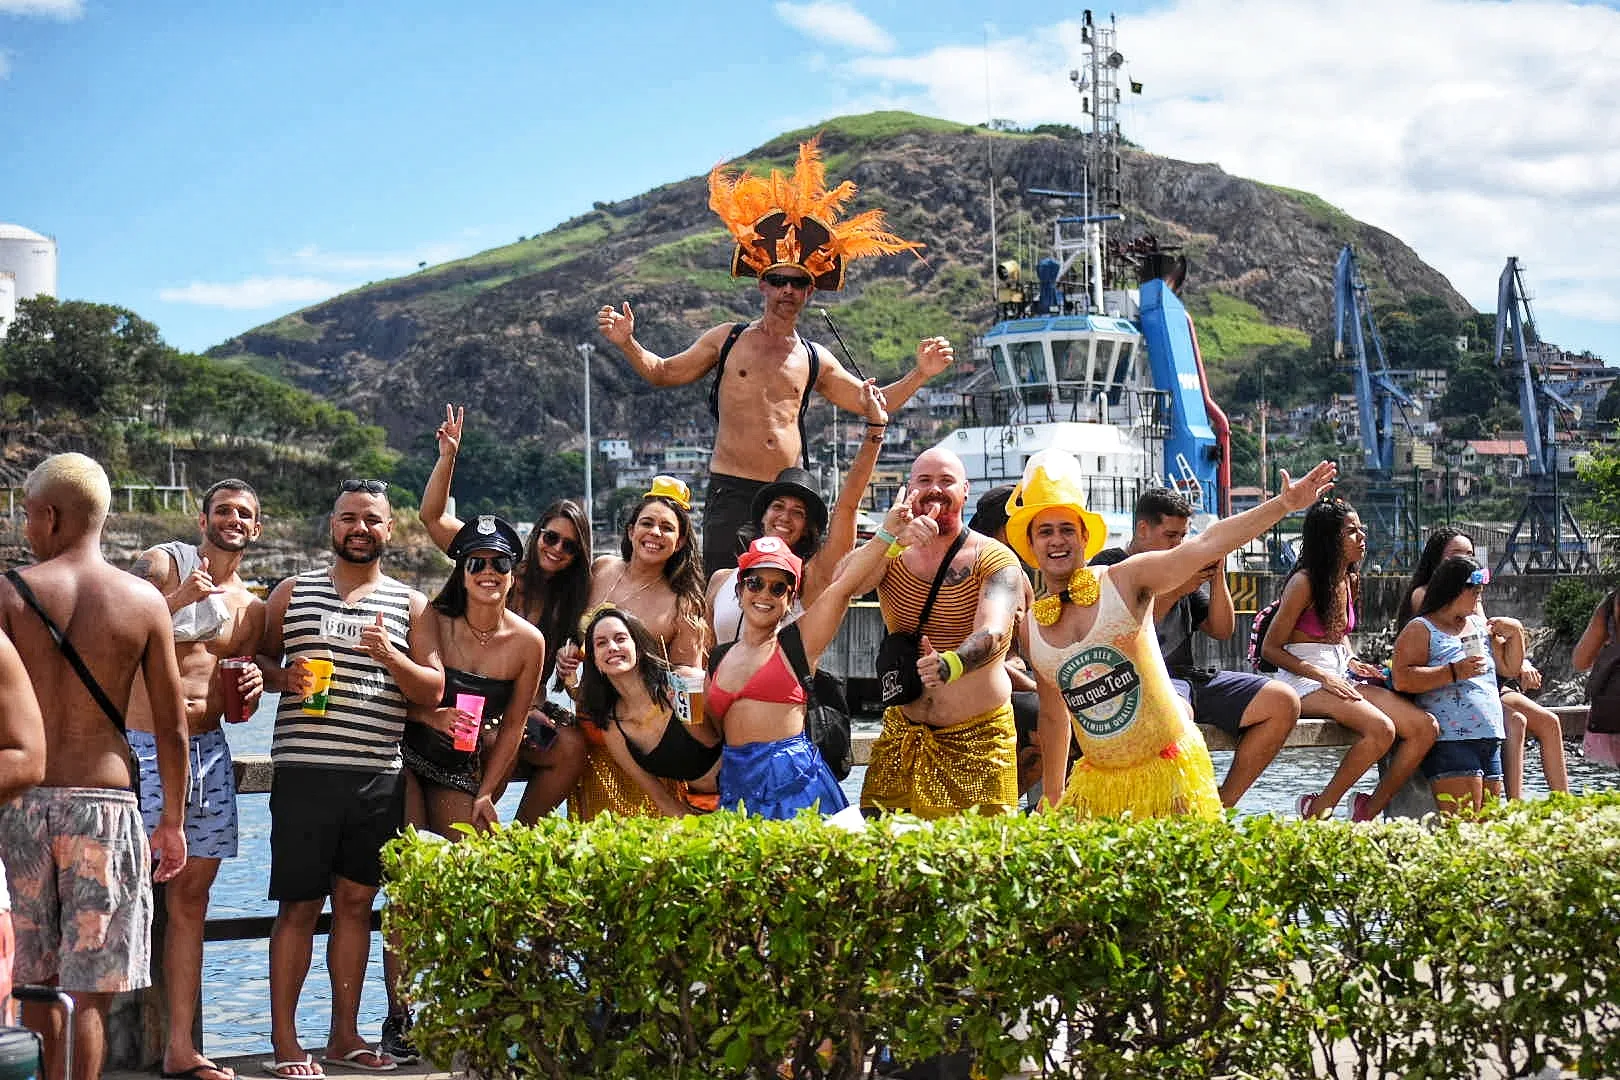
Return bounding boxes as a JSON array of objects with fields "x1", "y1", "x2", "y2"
[{"x1": 736, "y1": 535, "x2": 802, "y2": 583}]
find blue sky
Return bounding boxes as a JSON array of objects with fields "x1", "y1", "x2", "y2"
[{"x1": 3, "y1": 0, "x2": 1618, "y2": 363}]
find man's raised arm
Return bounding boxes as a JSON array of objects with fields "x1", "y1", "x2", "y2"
[
  {"x1": 818, "y1": 336, "x2": 954, "y2": 417},
  {"x1": 597, "y1": 302, "x2": 729, "y2": 387}
]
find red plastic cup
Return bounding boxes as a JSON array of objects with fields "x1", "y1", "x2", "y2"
[{"x1": 220, "y1": 657, "x2": 254, "y2": 722}]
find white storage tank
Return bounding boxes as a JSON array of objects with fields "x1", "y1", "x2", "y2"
[
  {"x1": 0, "y1": 272, "x2": 15, "y2": 337},
  {"x1": 0, "y1": 223, "x2": 59, "y2": 304}
]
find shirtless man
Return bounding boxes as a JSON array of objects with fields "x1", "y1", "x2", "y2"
[
  {"x1": 598, "y1": 138, "x2": 952, "y2": 574},
  {"x1": 0, "y1": 453, "x2": 189, "y2": 1080},
  {"x1": 128, "y1": 478, "x2": 267, "y2": 1080},
  {"x1": 847, "y1": 447, "x2": 1026, "y2": 817}
]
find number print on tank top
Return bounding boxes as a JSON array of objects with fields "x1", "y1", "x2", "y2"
[
  {"x1": 1057, "y1": 645, "x2": 1141, "y2": 737},
  {"x1": 322, "y1": 612, "x2": 371, "y2": 647}
]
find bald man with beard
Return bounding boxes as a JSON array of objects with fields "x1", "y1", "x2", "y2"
[
  {"x1": 845, "y1": 447, "x2": 1026, "y2": 818},
  {"x1": 0, "y1": 453, "x2": 189, "y2": 1080}
]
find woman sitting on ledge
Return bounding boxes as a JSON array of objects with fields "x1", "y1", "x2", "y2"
[{"x1": 1262, "y1": 497, "x2": 1436, "y2": 820}]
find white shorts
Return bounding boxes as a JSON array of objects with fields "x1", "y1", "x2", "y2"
[{"x1": 1271, "y1": 642, "x2": 1352, "y2": 699}]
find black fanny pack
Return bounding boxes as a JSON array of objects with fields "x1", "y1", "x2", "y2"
[{"x1": 875, "y1": 530, "x2": 968, "y2": 709}]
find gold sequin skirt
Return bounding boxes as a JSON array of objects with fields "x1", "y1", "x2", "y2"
[
  {"x1": 568, "y1": 738, "x2": 665, "y2": 822},
  {"x1": 860, "y1": 702, "x2": 1018, "y2": 819}
]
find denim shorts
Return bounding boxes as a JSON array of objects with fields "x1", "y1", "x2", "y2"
[{"x1": 1420, "y1": 737, "x2": 1504, "y2": 782}]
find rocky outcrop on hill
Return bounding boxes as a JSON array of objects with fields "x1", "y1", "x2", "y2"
[{"x1": 210, "y1": 114, "x2": 1472, "y2": 450}]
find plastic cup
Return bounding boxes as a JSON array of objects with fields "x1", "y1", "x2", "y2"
[
  {"x1": 219, "y1": 657, "x2": 254, "y2": 723},
  {"x1": 1461, "y1": 633, "x2": 1486, "y2": 658},
  {"x1": 669, "y1": 670, "x2": 704, "y2": 726},
  {"x1": 453, "y1": 693, "x2": 485, "y2": 752},
  {"x1": 300, "y1": 657, "x2": 335, "y2": 716}
]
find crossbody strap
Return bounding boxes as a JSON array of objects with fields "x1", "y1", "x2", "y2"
[
  {"x1": 706, "y1": 322, "x2": 750, "y2": 421},
  {"x1": 777, "y1": 621, "x2": 817, "y2": 703},
  {"x1": 914, "y1": 529, "x2": 971, "y2": 636},
  {"x1": 4, "y1": 569, "x2": 127, "y2": 733}
]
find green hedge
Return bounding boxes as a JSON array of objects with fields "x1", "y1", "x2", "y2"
[{"x1": 383, "y1": 795, "x2": 1620, "y2": 1079}]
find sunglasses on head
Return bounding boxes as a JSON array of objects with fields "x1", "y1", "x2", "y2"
[
  {"x1": 339, "y1": 479, "x2": 388, "y2": 494},
  {"x1": 740, "y1": 574, "x2": 792, "y2": 598},
  {"x1": 465, "y1": 555, "x2": 515, "y2": 575},
  {"x1": 1467, "y1": 567, "x2": 1490, "y2": 586},
  {"x1": 540, "y1": 528, "x2": 581, "y2": 557},
  {"x1": 762, "y1": 272, "x2": 813, "y2": 290}
]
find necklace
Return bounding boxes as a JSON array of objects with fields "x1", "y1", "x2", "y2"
[
  {"x1": 465, "y1": 612, "x2": 501, "y2": 646},
  {"x1": 609, "y1": 566, "x2": 658, "y2": 608}
]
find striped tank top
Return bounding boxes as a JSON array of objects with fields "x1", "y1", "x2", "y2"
[
  {"x1": 878, "y1": 533, "x2": 1019, "y2": 655},
  {"x1": 273, "y1": 568, "x2": 415, "y2": 772}
]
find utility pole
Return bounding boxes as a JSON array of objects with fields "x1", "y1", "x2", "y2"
[{"x1": 577, "y1": 342, "x2": 594, "y2": 539}]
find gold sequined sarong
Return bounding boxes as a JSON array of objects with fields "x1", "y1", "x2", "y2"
[
  {"x1": 1057, "y1": 725, "x2": 1222, "y2": 820},
  {"x1": 860, "y1": 702, "x2": 1018, "y2": 818},
  {"x1": 568, "y1": 739, "x2": 667, "y2": 822}
]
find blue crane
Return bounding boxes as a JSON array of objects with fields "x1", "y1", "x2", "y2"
[
  {"x1": 1333, "y1": 244, "x2": 1420, "y2": 568},
  {"x1": 1493, "y1": 257, "x2": 1592, "y2": 573}
]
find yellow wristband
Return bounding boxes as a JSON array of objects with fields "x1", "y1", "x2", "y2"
[
  {"x1": 941, "y1": 650, "x2": 964, "y2": 683},
  {"x1": 886, "y1": 541, "x2": 904, "y2": 559}
]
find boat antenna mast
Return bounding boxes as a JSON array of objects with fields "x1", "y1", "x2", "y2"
[{"x1": 1071, "y1": 9, "x2": 1126, "y2": 307}]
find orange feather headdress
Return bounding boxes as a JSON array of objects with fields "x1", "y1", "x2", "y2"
[{"x1": 706, "y1": 136, "x2": 923, "y2": 292}]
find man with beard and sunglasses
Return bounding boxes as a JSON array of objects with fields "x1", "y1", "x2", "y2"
[
  {"x1": 596, "y1": 137, "x2": 953, "y2": 575},
  {"x1": 847, "y1": 447, "x2": 1026, "y2": 818},
  {"x1": 126, "y1": 478, "x2": 269, "y2": 1080},
  {"x1": 257, "y1": 480, "x2": 444, "y2": 1078}
]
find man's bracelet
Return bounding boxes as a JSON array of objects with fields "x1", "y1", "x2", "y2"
[
  {"x1": 886, "y1": 541, "x2": 905, "y2": 559},
  {"x1": 866, "y1": 421, "x2": 888, "y2": 429},
  {"x1": 941, "y1": 650, "x2": 965, "y2": 683},
  {"x1": 875, "y1": 527, "x2": 897, "y2": 545}
]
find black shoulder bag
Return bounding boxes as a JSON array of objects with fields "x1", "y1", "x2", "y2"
[
  {"x1": 874, "y1": 529, "x2": 970, "y2": 709},
  {"x1": 777, "y1": 622, "x2": 853, "y2": 780},
  {"x1": 5, "y1": 569, "x2": 141, "y2": 795},
  {"x1": 1585, "y1": 591, "x2": 1620, "y2": 735}
]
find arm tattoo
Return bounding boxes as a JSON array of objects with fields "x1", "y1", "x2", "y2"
[
  {"x1": 131, "y1": 555, "x2": 161, "y2": 585},
  {"x1": 956, "y1": 566, "x2": 1023, "y2": 672}
]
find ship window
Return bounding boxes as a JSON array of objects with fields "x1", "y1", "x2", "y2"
[
  {"x1": 990, "y1": 345, "x2": 1012, "y2": 387},
  {"x1": 1011, "y1": 341, "x2": 1045, "y2": 386},
  {"x1": 1052, "y1": 337, "x2": 1088, "y2": 384}
]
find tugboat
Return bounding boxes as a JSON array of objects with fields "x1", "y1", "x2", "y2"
[{"x1": 936, "y1": 10, "x2": 1229, "y2": 542}]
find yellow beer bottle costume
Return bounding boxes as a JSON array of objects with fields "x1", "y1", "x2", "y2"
[
  {"x1": 1004, "y1": 448, "x2": 1220, "y2": 819},
  {"x1": 1027, "y1": 567, "x2": 1221, "y2": 818}
]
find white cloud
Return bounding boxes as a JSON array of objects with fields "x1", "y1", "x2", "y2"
[
  {"x1": 824, "y1": 0, "x2": 1620, "y2": 350},
  {"x1": 159, "y1": 276, "x2": 350, "y2": 310},
  {"x1": 0, "y1": 0, "x2": 84, "y2": 16},
  {"x1": 775, "y1": 1, "x2": 894, "y2": 53}
]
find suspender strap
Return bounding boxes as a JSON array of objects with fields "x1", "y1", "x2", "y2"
[
  {"x1": 706, "y1": 322, "x2": 750, "y2": 421},
  {"x1": 4, "y1": 569, "x2": 127, "y2": 733},
  {"x1": 914, "y1": 529, "x2": 971, "y2": 636}
]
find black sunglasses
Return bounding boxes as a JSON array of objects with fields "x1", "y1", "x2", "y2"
[
  {"x1": 762, "y1": 272, "x2": 813, "y2": 290},
  {"x1": 465, "y1": 555, "x2": 515, "y2": 575},
  {"x1": 539, "y1": 528, "x2": 582, "y2": 557},
  {"x1": 740, "y1": 574, "x2": 791, "y2": 598},
  {"x1": 339, "y1": 479, "x2": 389, "y2": 494}
]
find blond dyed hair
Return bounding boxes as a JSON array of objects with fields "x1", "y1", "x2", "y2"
[{"x1": 24, "y1": 453, "x2": 112, "y2": 524}]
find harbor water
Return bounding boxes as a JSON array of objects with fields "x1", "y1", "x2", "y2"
[{"x1": 199, "y1": 694, "x2": 1618, "y2": 1058}]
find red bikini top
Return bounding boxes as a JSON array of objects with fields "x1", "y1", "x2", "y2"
[{"x1": 705, "y1": 645, "x2": 806, "y2": 720}]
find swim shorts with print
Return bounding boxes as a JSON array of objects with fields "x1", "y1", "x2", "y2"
[
  {"x1": 0, "y1": 787, "x2": 152, "y2": 993},
  {"x1": 129, "y1": 727, "x2": 239, "y2": 860}
]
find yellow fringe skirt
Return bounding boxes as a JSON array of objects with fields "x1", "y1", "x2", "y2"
[{"x1": 1058, "y1": 729, "x2": 1223, "y2": 820}]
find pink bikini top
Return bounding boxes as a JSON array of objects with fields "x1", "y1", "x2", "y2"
[
  {"x1": 1296, "y1": 594, "x2": 1356, "y2": 637},
  {"x1": 705, "y1": 646, "x2": 806, "y2": 720}
]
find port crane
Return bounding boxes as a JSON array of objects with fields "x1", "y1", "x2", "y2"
[
  {"x1": 1493, "y1": 257, "x2": 1593, "y2": 574},
  {"x1": 1333, "y1": 244, "x2": 1420, "y2": 570}
]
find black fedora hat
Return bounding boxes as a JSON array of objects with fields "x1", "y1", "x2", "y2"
[{"x1": 750, "y1": 467, "x2": 829, "y2": 538}]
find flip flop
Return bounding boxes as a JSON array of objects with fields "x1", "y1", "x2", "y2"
[
  {"x1": 262, "y1": 1056, "x2": 324, "y2": 1080},
  {"x1": 320, "y1": 1048, "x2": 397, "y2": 1073},
  {"x1": 1296, "y1": 792, "x2": 1320, "y2": 819},
  {"x1": 1351, "y1": 792, "x2": 1376, "y2": 822},
  {"x1": 163, "y1": 1062, "x2": 236, "y2": 1080}
]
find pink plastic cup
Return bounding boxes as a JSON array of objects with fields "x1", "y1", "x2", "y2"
[{"x1": 453, "y1": 692, "x2": 485, "y2": 752}]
